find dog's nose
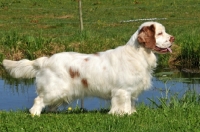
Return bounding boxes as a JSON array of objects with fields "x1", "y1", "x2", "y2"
[{"x1": 170, "y1": 36, "x2": 175, "y2": 42}]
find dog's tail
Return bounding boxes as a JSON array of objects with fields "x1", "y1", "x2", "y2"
[{"x1": 2, "y1": 57, "x2": 48, "y2": 79}]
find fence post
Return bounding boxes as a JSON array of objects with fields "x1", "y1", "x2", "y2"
[
  {"x1": 78, "y1": 0, "x2": 84, "y2": 108},
  {"x1": 79, "y1": 0, "x2": 83, "y2": 31}
]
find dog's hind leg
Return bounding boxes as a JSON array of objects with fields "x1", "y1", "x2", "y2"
[
  {"x1": 46, "y1": 105, "x2": 59, "y2": 112},
  {"x1": 29, "y1": 96, "x2": 45, "y2": 116},
  {"x1": 46, "y1": 100, "x2": 65, "y2": 112}
]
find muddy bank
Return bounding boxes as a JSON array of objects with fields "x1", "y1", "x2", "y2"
[{"x1": 168, "y1": 44, "x2": 200, "y2": 73}]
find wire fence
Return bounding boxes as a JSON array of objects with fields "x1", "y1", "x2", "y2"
[
  {"x1": 0, "y1": 2, "x2": 199, "y2": 37},
  {"x1": 1, "y1": 18, "x2": 200, "y2": 25},
  {"x1": 2, "y1": 4, "x2": 200, "y2": 10},
  {"x1": 0, "y1": 4, "x2": 200, "y2": 25}
]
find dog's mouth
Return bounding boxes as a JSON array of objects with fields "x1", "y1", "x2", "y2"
[{"x1": 154, "y1": 46, "x2": 172, "y2": 54}]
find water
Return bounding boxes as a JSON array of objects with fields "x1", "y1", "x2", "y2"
[{"x1": 0, "y1": 71, "x2": 200, "y2": 111}]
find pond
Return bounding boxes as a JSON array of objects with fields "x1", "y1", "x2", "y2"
[{"x1": 0, "y1": 69, "x2": 200, "y2": 111}]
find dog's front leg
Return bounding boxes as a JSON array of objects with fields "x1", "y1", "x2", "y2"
[{"x1": 109, "y1": 89, "x2": 132, "y2": 115}]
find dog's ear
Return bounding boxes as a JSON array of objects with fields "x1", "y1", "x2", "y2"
[{"x1": 137, "y1": 25, "x2": 156, "y2": 49}]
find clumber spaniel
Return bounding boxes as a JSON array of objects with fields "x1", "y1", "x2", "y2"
[{"x1": 3, "y1": 22, "x2": 174, "y2": 116}]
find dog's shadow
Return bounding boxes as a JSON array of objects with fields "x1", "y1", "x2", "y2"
[
  {"x1": 63, "y1": 108, "x2": 110, "y2": 114},
  {"x1": 23, "y1": 108, "x2": 110, "y2": 115}
]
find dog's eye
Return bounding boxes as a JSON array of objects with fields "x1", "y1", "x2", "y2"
[{"x1": 158, "y1": 32, "x2": 163, "y2": 35}]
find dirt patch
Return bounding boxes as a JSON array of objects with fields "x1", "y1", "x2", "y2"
[
  {"x1": 30, "y1": 14, "x2": 73, "y2": 19},
  {"x1": 37, "y1": 24, "x2": 58, "y2": 29},
  {"x1": 56, "y1": 15, "x2": 73, "y2": 19},
  {"x1": 33, "y1": 43, "x2": 66, "y2": 57},
  {"x1": 67, "y1": 42, "x2": 81, "y2": 52}
]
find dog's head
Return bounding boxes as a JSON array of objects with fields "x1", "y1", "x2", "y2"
[{"x1": 137, "y1": 22, "x2": 174, "y2": 54}]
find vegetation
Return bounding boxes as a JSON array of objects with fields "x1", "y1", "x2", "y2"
[
  {"x1": 0, "y1": 90, "x2": 200, "y2": 131},
  {"x1": 0, "y1": 0, "x2": 200, "y2": 70}
]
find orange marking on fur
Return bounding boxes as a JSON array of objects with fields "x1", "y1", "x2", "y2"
[
  {"x1": 84, "y1": 58, "x2": 89, "y2": 61},
  {"x1": 69, "y1": 67, "x2": 80, "y2": 78},
  {"x1": 81, "y1": 78, "x2": 88, "y2": 88},
  {"x1": 137, "y1": 25, "x2": 156, "y2": 49}
]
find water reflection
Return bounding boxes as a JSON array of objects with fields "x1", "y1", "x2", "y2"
[
  {"x1": 0, "y1": 78, "x2": 36, "y2": 110},
  {"x1": 0, "y1": 71, "x2": 200, "y2": 111}
]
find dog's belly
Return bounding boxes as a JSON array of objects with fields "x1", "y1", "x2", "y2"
[{"x1": 84, "y1": 86, "x2": 112, "y2": 100}]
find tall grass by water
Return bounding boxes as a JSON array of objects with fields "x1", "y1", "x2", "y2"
[{"x1": 0, "y1": 90, "x2": 200, "y2": 131}]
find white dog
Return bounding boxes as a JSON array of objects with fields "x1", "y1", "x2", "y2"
[{"x1": 3, "y1": 22, "x2": 174, "y2": 116}]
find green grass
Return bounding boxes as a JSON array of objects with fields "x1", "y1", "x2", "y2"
[
  {"x1": 0, "y1": 0, "x2": 200, "y2": 68},
  {"x1": 1, "y1": 90, "x2": 200, "y2": 132}
]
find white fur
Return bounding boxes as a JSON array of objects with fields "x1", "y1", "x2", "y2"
[{"x1": 3, "y1": 22, "x2": 174, "y2": 116}]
